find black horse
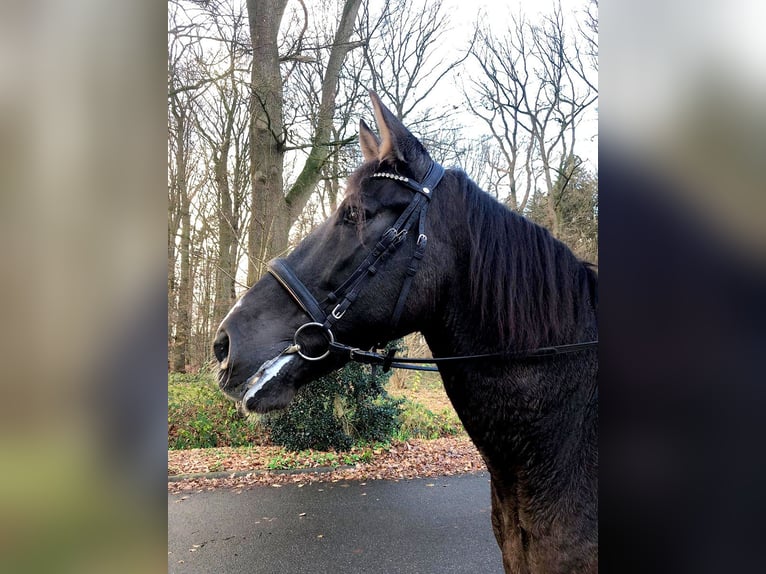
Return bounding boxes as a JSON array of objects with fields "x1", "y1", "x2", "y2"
[{"x1": 214, "y1": 91, "x2": 598, "y2": 574}]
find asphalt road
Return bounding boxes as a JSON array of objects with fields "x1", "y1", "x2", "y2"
[{"x1": 168, "y1": 471, "x2": 504, "y2": 574}]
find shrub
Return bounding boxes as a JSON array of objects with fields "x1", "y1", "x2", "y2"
[{"x1": 264, "y1": 362, "x2": 403, "y2": 452}]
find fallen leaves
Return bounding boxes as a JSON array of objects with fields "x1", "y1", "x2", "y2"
[{"x1": 168, "y1": 437, "x2": 486, "y2": 493}]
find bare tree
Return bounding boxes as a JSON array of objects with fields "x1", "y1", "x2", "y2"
[
  {"x1": 360, "y1": 0, "x2": 468, "y2": 119},
  {"x1": 283, "y1": 0, "x2": 473, "y2": 244},
  {"x1": 282, "y1": 0, "x2": 370, "y2": 233},
  {"x1": 580, "y1": 0, "x2": 598, "y2": 79},
  {"x1": 169, "y1": 0, "x2": 252, "y2": 371},
  {"x1": 246, "y1": 0, "x2": 364, "y2": 284},
  {"x1": 167, "y1": 0, "x2": 366, "y2": 368},
  {"x1": 467, "y1": 2, "x2": 597, "y2": 236},
  {"x1": 168, "y1": 4, "x2": 207, "y2": 372},
  {"x1": 168, "y1": 85, "x2": 199, "y2": 372},
  {"x1": 190, "y1": 0, "x2": 253, "y2": 329},
  {"x1": 358, "y1": 0, "x2": 472, "y2": 163}
]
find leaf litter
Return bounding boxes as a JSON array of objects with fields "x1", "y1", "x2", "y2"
[{"x1": 168, "y1": 437, "x2": 485, "y2": 493}]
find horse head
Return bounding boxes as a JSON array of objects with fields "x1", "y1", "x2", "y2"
[{"x1": 214, "y1": 91, "x2": 451, "y2": 414}]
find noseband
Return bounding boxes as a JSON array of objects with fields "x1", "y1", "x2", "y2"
[
  {"x1": 268, "y1": 161, "x2": 444, "y2": 362},
  {"x1": 268, "y1": 160, "x2": 598, "y2": 371}
]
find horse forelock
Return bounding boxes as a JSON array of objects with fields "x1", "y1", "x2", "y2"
[
  {"x1": 344, "y1": 160, "x2": 379, "y2": 201},
  {"x1": 342, "y1": 161, "x2": 380, "y2": 236}
]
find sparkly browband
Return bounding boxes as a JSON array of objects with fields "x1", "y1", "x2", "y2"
[{"x1": 371, "y1": 172, "x2": 410, "y2": 182}]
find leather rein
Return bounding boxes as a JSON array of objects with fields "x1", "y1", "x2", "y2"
[{"x1": 268, "y1": 160, "x2": 597, "y2": 373}]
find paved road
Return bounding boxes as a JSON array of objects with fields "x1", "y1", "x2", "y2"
[{"x1": 168, "y1": 471, "x2": 503, "y2": 574}]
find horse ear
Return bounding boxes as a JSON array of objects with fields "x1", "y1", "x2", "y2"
[
  {"x1": 369, "y1": 90, "x2": 430, "y2": 171},
  {"x1": 359, "y1": 119, "x2": 380, "y2": 162}
]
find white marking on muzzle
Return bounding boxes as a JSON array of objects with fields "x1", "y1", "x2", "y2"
[{"x1": 242, "y1": 354, "x2": 295, "y2": 407}]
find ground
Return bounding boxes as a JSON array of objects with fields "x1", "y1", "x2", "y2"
[
  {"x1": 168, "y1": 437, "x2": 486, "y2": 493},
  {"x1": 169, "y1": 365, "x2": 486, "y2": 493}
]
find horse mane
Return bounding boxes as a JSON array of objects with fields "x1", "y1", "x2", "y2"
[{"x1": 445, "y1": 169, "x2": 597, "y2": 350}]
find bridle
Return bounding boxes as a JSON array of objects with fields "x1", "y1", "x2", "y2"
[{"x1": 268, "y1": 159, "x2": 597, "y2": 373}]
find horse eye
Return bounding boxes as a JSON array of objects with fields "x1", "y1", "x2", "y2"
[
  {"x1": 343, "y1": 206, "x2": 369, "y2": 225},
  {"x1": 343, "y1": 206, "x2": 358, "y2": 224}
]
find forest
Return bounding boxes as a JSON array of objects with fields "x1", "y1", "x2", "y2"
[{"x1": 168, "y1": 0, "x2": 598, "y2": 372}]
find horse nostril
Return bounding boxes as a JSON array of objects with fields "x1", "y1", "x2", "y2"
[{"x1": 213, "y1": 330, "x2": 230, "y2": 365}]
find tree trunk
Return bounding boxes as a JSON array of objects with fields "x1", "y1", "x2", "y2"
[
  {"x1": 285, "y1": 0, "x2": 363, "y2": 214},
  {"x1": 212, "y1": 115, "x2": 238, "y2": 328},
  {"x1": 168, "y1": 187, "x2": 178, "y2": 370},
  {"x1": 169, "y1": 97, "x2": 193, "y2": 373},
  {"x1": 246, "y1": 0, "x2": 363, "y2": 285},
  {"x1": 246, "y1": 0, "x2": 289, "y2": 285},
  {"x1": 174, "y1": 171, "x2": 192, "y2": 373},
  {"x1": 536, "y1": 131, "x2": 561, "y2": 239}
]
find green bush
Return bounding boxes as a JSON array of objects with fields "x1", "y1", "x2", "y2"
[
  {"x1": 264, "y1": 362, "x2": 403, "y2": 452},
  {"x1": 168, "y1": 363, "x2": 461, "y2": 451},
  {"x1": 168, "y1": 373, "x2": 266, "y2": 449}
]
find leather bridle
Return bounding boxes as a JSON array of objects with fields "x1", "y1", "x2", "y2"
[{"x1": 268, "y1": 160, "x2": 597, "y2": 372}]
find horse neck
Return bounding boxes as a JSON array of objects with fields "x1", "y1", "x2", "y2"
[
  {"x1": 419, "y1": 250, "x2": 597, "y2": 497},
  {"x1": 425, "y1": 329, "x2": 597, "y2": 512},
  {"x1": 424, "y1": 318, "x2": 596, "y2": 435}
]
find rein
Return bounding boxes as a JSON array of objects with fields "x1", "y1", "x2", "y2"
[
  {"x1": 326, "y1": 339, "x2": 598, "y2": 373},
  {"x1": 268, "y1": 159, "x2": 597, "y2": 372}
]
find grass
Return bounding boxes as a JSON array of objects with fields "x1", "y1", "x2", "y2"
[
  {"x1": 387, "y1": 370, "x2": 465, "y2": 440},
  {"x1": 168, "y1": 370, "x2": 466, "y2": 452},
  {"x1": 265, "y1": 444, "x2": 383, "y2": 470},
  {"x1": 395, "y1": 399, "x2": 464, "y2": 441},
  {"x1": 387, "y1": 371, "x2": 454, "y2": 413}
]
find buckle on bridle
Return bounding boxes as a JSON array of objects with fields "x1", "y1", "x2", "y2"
[
  {"x1": 331, "y1": 304, "x2": 347, "y2": 320},
  {"x1": 382, "y1": 228, "x2": 398, "y2": 242},
  {"x1": 382, "y1": 227, "x2": 408, "y2": 247},
  {"x1": 293, "y1": 322, "x2": 334, "y2": 361}
]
